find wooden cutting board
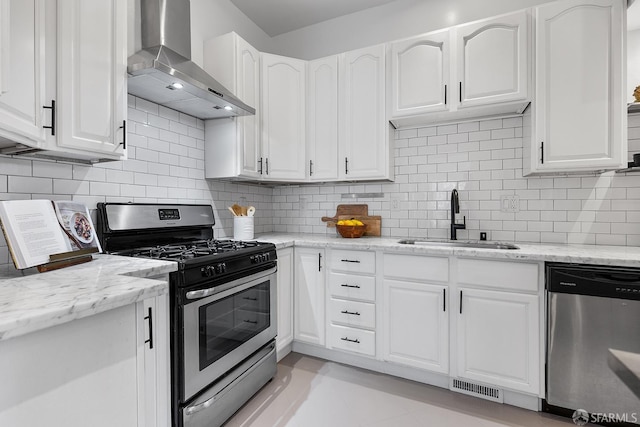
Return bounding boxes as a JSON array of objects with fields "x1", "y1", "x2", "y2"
[
  {"x1": 327, "y1": 215, "x2": 382, "y2": 237},
  {"x1": 321, "y1": 204, "x2": 369, "y2": 223}
]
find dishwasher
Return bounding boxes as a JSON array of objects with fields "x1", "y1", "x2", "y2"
[{"x1": 545, "y1": 263, "x2": 640, "y2": 425}]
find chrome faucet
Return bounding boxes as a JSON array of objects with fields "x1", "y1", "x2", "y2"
[{"x1": 450, "y1": 189, "x2": 466, "y2": 240}]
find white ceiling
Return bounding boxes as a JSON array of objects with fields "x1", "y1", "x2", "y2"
[{"x1": 230, "y1": 0, "x2": 398, "y2": 37}]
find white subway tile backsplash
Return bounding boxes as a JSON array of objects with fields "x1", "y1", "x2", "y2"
[
  {"x1": 8, "y1": 176, "x2": 52, "y2": 194},
  {"x1": 32, "y1": 162, "x2": 73, "y2": 179}
]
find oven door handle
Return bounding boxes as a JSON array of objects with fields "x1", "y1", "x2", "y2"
[
  {"x1": 184, "y1": 342, "x2": 276, "y2": 416},
  {"x1": 185, "y1": 266, "x2": 278, "y2": 301},
  {"x1": 186, "y1": 287, "x2": 217, "y2": 300}
]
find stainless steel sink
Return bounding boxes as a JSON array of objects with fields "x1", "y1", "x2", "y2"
[{"x1": 398, "y1": 239, "x2": 519, "y2": 250}]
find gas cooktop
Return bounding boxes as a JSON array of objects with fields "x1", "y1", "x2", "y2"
[{"x1": 113, "y1": 239, "x2": 269, "y2": 262}]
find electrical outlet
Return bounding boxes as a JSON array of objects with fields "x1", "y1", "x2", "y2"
[
  {"x1": 300, "y1": 197, "x2": 308, "y2": 210},
  {"x1": 500, "y1": 195, "x2": 520, "y2": 213},
  {"x1": 392, "y1": 199, "x2": 399, "y2": 209}
]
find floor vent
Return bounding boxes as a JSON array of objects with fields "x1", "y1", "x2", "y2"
[{"x1": 450, "y1": 378, "x2": 503, "y2": 403}]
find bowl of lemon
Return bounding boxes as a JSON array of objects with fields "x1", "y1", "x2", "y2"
[{"x1": 335, "y1": 219, "x2": 367, "y2": 238}]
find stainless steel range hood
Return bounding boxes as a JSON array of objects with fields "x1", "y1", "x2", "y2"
[{"x1": 128, "y1": 0, "x2": 255, "y2": 119}]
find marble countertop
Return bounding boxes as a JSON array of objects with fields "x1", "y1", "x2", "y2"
[
  {"x1": 0, "y1": 254, "x2": 177, "y2": 342},
  {"x1": 257, "y1": 233, "x2": 640, "y2": 267}
]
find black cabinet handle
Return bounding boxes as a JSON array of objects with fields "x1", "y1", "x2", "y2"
[
  {"x1": 310, "y1": 160, "x2": 313, "y2": 176},
  {"x1": 340, "y1": 259, "x2": 360, "y2": 263},
  {"x1": 459, "y1": 82, "x2": 462, "y2": 103},
  {"x1": 443, "y1": 288, "x2": 446, "y2": 312},
  {"x1": 540, "y1": 142, "x2": 544, "y2": 164},
  {"x1": 43, "y1": 100, "x2": 56, "y2": 136},
  {"x1": 318, "y1": 253, "x2": 322, "y2": 271},
  {"x1": 340, "y1": 310, "x2": 361, "y2": 316},
  {"x1": 345, "y1": 157, "x2": 349, "y2": 175},
  {"x1": 144, "y1": 307, "x2": 153, "y2": 349},
  {"x1": 265, "y1": 158, "x2": 269, "y2": 175},
  {"x1": 119, "y1": 120, "x2": 126, "y2": 149},
  {"x1": 459, "y1": 290, "x2": 463, "y2": 314},
  {"x1": 340, "y1": 284, "x2": 360, "y2": 289},
  {"x1": 341, "y1": 337, "x2": 360, "y2": 344},
  {"x1": 444, "y1": 84, "x2": 447, "y2": 105},
  {"x1": 258, "y1": 158, "x2": 263, "y2": 175}
]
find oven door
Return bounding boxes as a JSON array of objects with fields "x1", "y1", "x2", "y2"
[{"x1": 182, "y1": 266, "x2": 277, "y2": 401}]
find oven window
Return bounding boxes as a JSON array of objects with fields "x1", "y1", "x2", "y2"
[{"x1": 198, "y1": 280, "x2": 270, "y2": 370}]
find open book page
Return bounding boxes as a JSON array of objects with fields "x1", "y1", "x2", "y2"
[
  {"x1": 0, "y1": 200, "x2": 72, "y2": 269},
  {"x1": 53, "y1": 201, "x2": 102, "y2": 253}
]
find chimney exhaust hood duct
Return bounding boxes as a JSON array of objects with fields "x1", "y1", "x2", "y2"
[{"x1": 128, "y1": 0, "x2": 255, "y2": 119}]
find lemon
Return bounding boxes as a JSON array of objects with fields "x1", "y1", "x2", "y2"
[
  {"x1": 353, "y1": 220, "x2": 364, "y2": 226},
  {"x1": 344, "y1": 220, "x2": 356, "y2": 226},
  {"x1": 336, "y1": 220, "x2": 346, "y2": 226}
]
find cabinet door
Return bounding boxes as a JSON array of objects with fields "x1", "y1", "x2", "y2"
[
  {"x1": 383, "y1": 280, "x2": 449, "y2": 373},
  {"x1": 340, "y1": 44, "x2": 389, "y2": 180},
  {"x1": 0, "y1": 0, "x2": 48, "y2": 147},
  {"x1": 455, "y1": 11, "x2": 530, "y2": 108},
  {"x1": 276, "y1": 247, "x2": 294, "y2": 358},
  {"x1": 456, "y1": 288, "x2": 539, "y2": 394},
  {"x1": 294, "y1": 247, "x2": 325, "y2": 346},
  {"x1": 55, "y1": 0, "x2": 127, "y2": 158},
  {"x1": 307, "y1": 56, "x2": 339, "y2": 181},
  {"x1": 236, "y1": 36, "x2": 262, "y2": 178},
  {"x1": 389, "y1": 30, "x2": 450, "y2": 117},
  {"x1": 532, "y1": 0, "x2": 626, "y2": 173},
  {"x1": 261, "y1": 53, "x2": 306, "y2": 181},
  {"x1": 137, "y1": 294, "x2": 170, "y2": 427}
]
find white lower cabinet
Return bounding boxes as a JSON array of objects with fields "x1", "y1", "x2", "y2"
[
  {"x1": 294, "y1": 247, "x2": 325, "y2": 346},
  {"x1": 276, "y1": 247, "x2": 294, "y2": 358},
  {"x1": 383, "y1": 279, "x2": 449, "y2": 373},
  {"x1": 0, "y1": 295, "x2": 168, "y2": 427},
  {"x1": 328, "y1": 324, "x2": 376, "y2": 356},
  {"x1": 456, "y1": 288, "x2": 539, "y2": 394}
]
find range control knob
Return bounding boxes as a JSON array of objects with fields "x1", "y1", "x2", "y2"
[
  {"x1": 201, "y1": 265, "x2": 215, "y2": 277},
  {"x1": 215, "y1": 263, "x2": 227, "y2": 274}
]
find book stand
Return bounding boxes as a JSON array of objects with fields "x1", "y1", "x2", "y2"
[{"x1": 36, "y1": 248, "x2": 99, "y2": 273}]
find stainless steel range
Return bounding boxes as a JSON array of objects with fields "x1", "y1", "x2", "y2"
[{"x1": 97, "y1": 203, "x2": 277, "y2": 427}]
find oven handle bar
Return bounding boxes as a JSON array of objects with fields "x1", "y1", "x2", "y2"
[
  {"x1": 185, "y1": 266, "x2": 277, "y2": 300},
  {"x1": 184, "y1": 342, "x2": 276, "y2": 416}
]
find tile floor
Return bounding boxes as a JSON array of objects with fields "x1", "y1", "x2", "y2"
[{"x1": 225, "y1": 353, "x2": 577, "y2": 427}]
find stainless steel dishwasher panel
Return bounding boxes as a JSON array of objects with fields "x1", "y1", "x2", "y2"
[{"x1": 547, "y1": 292, "x2": 640, "y2": 416}]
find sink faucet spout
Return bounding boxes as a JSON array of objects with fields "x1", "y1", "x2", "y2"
[{"x1": 450, "y1": 189, "x2": 466, "y2": 240}]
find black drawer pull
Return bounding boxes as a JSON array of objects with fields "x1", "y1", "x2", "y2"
[
  {"x1": 340, "y1": 259, "x2": 360, "y2": 263},
  {"x1": 340, "y1": 284, "x2": 360, "y2": 289},
  {"x1": 341, "y1": 337, "x2": 360, "y2": 344},
  {"x1": 340, "y1": 310, "x2": 361, "y2": 316}
]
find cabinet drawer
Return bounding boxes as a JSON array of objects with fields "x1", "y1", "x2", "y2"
[
  {"x1": 457, "y1": 258, "x2": 539, "y2": 292},
  {"x1": 329, "y1": 272, "x2": 376, "y2": 302},
  {"x1": 328, "y1": 324, "x2": 375, "y2": 356},
  {"x1": 328, "y1": 298, "x2": 375, "y2": 329},
  {"x1": 329, "y1": 250, "x2": 376, "y2": 274},
  {"x1": 384, "y1": 253, "x2": 449, "y2": 282}
]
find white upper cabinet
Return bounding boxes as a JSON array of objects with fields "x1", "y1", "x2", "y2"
[
  {"x1": 389, "y1": 30, "x2": 450, "y2": 117},
  {"x1": 261, "y1": 53, "x2": 306, "y2": 181},
  {"x1": 340, "y1": 44, "x2": 390, "y2": 180},
  {"x1": 307, "y1": 56, "x2": 340, "y2": 181},
  {"x1": 388, "y1": 10, "x2": 531, "y2": 128},
  {"x1": 455, "y1": 11, "x2": 530, "y2": 108},
  {"x1": 0, "y1": 0, "x2": 48, "y2": 148},
  {"x1": 0, "y1": 0, "x2": 126, "y2": 161},
  {"x1": 53, "y1": 0, "x2": 127, "y2": 160},
  {"x1": 204, "y1": 33, "x2": 261, "y2": 179},
  {"x1": 528, "y1": 0, "x2": 626, "y2": 174}
]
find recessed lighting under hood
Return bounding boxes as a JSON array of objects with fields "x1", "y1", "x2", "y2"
[{"x1": 128, "y1": 0, "x2": 255, "y2": 120}]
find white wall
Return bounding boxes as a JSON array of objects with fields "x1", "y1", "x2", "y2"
[
  {"x1": 269, "y1": 0, "x2": 551, "y2": 60},
  {"x1": 190, "y1": 0, "x2": 273, "y2": 66}
]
